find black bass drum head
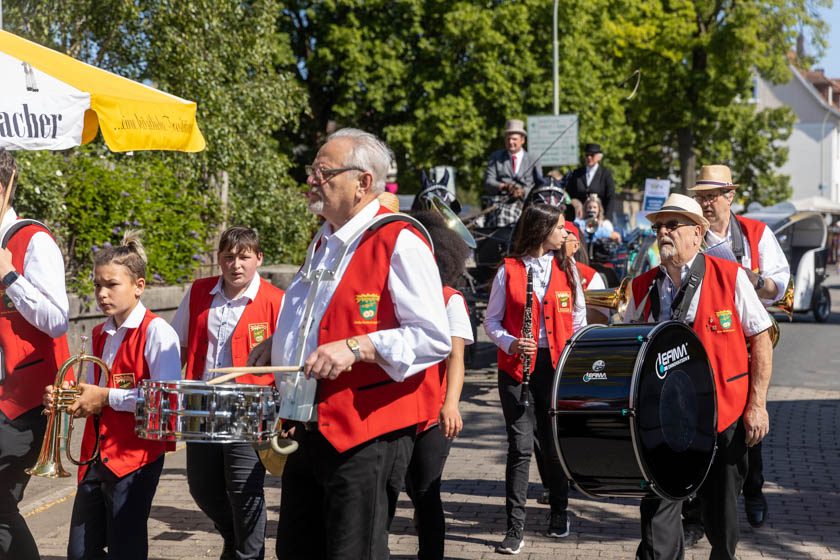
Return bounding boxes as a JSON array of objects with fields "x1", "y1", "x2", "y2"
[{"x1": 632, "y1": 321, "x2": 717, "y2": 500}]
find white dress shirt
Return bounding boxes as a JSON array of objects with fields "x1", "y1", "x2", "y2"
[
  {"x1": 585, "y1": 163, "x2": 599, "y2": 187},
  {"x1": 271, "y1": 199, "x2": 451, "y2": 382},
  {"x1": 89, "y1": 301, "x2": 181, "y2": 412},
  {"x1": 624, "y1": 255, "x2": 772, "y2": 336},
  {"x1": 704, "y1": 220, "x2": 790, "y2": 305},
  {"x1": 447, "y1": 294, "x2": 474, "y2": 345},
  {"x1": 0, "y1": 208, "x2": 69, "y2": 339},
  {"x1": 171, "y1": 273, "x2": 282, "y2": 380},
  {"x1": 484, "y1": 253, "x2": 587, "y2": 353}
]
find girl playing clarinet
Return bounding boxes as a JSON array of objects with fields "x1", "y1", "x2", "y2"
[{"x1": 484, "y1": 203, "x2": 587, "y2": 555}]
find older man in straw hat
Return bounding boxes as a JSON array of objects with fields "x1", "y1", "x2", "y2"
[
  {"x1": 482, "y1": 119, "x2": 545, "y2": 227},
  {"x1": 686, "y1": 164, "x2": 789, "y2": 534},
  {"x1": 623, "y1": 193, "x2": 773, "y2": 560}
]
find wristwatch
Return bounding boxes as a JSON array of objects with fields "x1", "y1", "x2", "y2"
[
  {"x1": 346, "y1": 337, "x2": 361, "y2": 361},
  {"x1": 2, "y1": 270, "x2": 19, "y2": 288},
  {"x1": 755, "y1": 275, "x2": 765, "y2": 291}
]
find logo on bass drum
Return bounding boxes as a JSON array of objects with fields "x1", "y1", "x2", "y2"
[
  {"x1": 655, "y1": 343, "x2": 690, "y2": 379},
  {"x1": 583, "y1": 360, "x2": 607, "y2": 382}
]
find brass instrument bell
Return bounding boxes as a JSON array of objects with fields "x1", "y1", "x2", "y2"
[
  {"x1": 27, "y1": 337, "x2": 111, "y2": 478},
  {"x1": 584, "y1": 277, "x2": 632, "y2": 324}
]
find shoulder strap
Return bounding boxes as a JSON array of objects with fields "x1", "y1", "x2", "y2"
[
  {"x1": 1, "y1": 218, "x2": 51, "y2": 249},
  {"x1": 729, "y1": 212, "x2": 745, "y2": 264},
  {"x1": 671, "y1": 254, "x2": 706, "y2": 323}
]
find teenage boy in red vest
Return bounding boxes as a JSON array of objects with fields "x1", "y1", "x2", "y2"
[
  {"x1": 171, "y1": 227, "x2": 284, "y2": 560},
  {"x1": 624, "y1": 194, "x2": 773, "y2": 560},
  {"x1": 0, "y1": 149, "x2": 71, "y2": 560},
  {"x1": 249, "y1": 128, "x2": 451, "y2": 560},
  {"x1": 687, "y1": 164, "x2": 789, "y2": 533}
]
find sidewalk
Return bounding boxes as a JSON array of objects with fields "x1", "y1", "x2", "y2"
[{"x1": 23, "y1": 372, "x2": 840, "y2": 560}]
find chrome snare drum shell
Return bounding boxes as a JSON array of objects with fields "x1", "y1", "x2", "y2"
[{"x1": 136, "y1": 379, "x2": 278, "y2": 443}]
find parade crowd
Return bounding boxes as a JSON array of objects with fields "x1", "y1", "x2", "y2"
[{"x1": 0, "y1": 120, "x2": 789, "y2": 560}]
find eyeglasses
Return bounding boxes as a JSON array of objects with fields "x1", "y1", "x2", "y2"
[
  {"x1": 651, "y1": 221, "x2": 693, "y2": 233},
  {"x1": 692, "y1": 190, "x2": 731, "y2": 204},
  {"x1": 305, "y1": 165, "x2": 367, "y2": 184}
]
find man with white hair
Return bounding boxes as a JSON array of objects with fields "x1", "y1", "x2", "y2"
[
  {"x1": 250, "y1": 128, "x2": 451, "y2": 560},
  {"x1": 624, "y1": 194, "x2": 773, "y2": 560}
]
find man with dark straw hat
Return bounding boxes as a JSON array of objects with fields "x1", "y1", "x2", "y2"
[
  {"x1": 623, "y1": 193, "x2": 773, "y2": 560},
  {"x1": 564, "y1": 143, "x2": 616, "y2": 222},
  {"x1": 483, "y1": 119, "x2": 545, "y2": 227},
  {"x1": 680, "y1": 164, "x2": 789, "y2": 538}
]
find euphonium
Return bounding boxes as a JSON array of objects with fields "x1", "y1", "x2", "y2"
[
  {"x1": 27, "y1": 337, "x2": 111, "y2": 478},
  {"x1": 584, "y1": 276, "x2": 632, "y2": 323}
]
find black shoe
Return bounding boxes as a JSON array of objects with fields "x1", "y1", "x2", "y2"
[
  {"x1": 745, "y1": 494, "x2": 768, "y2": 528},
  {"x1": 537, "y1": 489, "x2": 550, "y2": 505},
  {"x1": 546, "y1": 511, "x2": 570, "y2": 538},
  {"x1": 683, "y1": 523, "x2": 704, "y2": 548},
  {"x1": 496, "y1": 526, "x2": 524, "y2": 555}
]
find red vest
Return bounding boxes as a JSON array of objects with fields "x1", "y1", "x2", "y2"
[
  {"x1": 0, "y1": 223, "x2": 71, "y2": 420},
  {"x1": 631, "y1": 256, "x2": 750, "y2": 432},
  {"x1": 79, "y1": 309, "x2": 174, "y2": 481},
  {"x1": 498, "y1": 257, "x2": 574, "y2": 382},
  {"x1": 316, "y1": 214, "x2": 440, "y2": 453},
  {"x1": 734, "y1": 215, "x2": 766, "y2": 273},
  {"x1": 576, "y1": 262, "x2": 598, "y2": 290},
  {"x1": 417, "y1": 287, "x2": 466, "y2": 433},
  {"x1": 184, "y1": 276, "x2": 284, "y2": 385}
]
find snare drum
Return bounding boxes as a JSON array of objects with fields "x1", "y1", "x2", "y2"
[
  {"x1": 136, "y1": 380, "x2": 278, "y2": 443},
  {"x1": 551, "y1": 321, "x2": 717, "y2": 500}
]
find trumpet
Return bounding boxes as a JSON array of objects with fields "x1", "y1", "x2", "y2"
[
  {"x1": 584, "y1": 217, "x2": 598, "y2": 236},
  {"x1": 27, "y1": 337, "x2": 111, "y2": 478},
  {"x1": 584, "y1": 277, "x2": 632, "y2": 323}
]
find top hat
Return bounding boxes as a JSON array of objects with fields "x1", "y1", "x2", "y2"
[
  {"x1": 504, "y1": 119, "x2": 527, "y2": 137},
  {"x1": 645, "y1": 193, "x2": 710, "y2": 232},
  {"x1": 584, "y1": 143, "x2": 602, "y2": 154},
  {"x1": 689, "y1": 164, "x2": 739, "y2": 191}
]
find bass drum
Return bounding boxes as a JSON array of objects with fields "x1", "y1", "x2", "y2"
[{"x1": 551, "y1": 321, "x2": 717, "y2": 500}]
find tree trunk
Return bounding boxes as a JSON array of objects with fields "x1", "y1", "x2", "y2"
[{"x1": 677, "y1": 127, "x2": 695, "y2": 193}]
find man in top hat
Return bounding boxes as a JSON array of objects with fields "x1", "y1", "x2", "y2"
[
  {"x1": 623, "y1": 193, "x2": 773, "y2": 560},
  {"x1": 685, "y1": 164, "x2": 789, "y2": 534},
  {"x1": 483, "y1": 119, "x2": 545, "y2": 227},
  {"x1": 564, "y1": 143, "x2": 616, "y2": 222}
]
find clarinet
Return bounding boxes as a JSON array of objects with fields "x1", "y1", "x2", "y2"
[{"x1": 519, "y1": 267, "x2": 534, "y2": 406}]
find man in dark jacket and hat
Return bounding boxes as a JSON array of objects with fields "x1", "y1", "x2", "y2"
[{"x1": 564, "y1": 143, "x2": 616, "y2": 222}]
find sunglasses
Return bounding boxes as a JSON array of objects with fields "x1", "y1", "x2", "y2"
[{"x1": 651, "y1": 221, "x2": 693, "y2": 233}]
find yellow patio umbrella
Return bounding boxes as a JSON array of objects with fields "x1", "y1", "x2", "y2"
[{"x1": 0, "y1": 29, "x2": 205, "y2": 152}]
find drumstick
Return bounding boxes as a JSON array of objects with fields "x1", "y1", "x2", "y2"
[{"x1": 206, "y1": 366, "x2": 302, "y2": 385}]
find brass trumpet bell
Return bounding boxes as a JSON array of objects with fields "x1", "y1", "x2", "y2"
[
  {"x1": 27, "y1": 338, "x2": 111, "y2": 479},
  {"x1": 428, "y1": 194, "x2": 477, "y2": 249},
  {"x1": 584, "y1": 277, "x2": 631, "y2": 323}
]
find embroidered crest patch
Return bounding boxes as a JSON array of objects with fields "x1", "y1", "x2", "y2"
[
  {"x1": 0, "y1": 288, "x2": 16, "y2": 315},
  {"x1": 716, "y1": 310, "x2": 733, "y2": 330},
  {"x1": 355, "y1": 293, "x2": 381, "y2": 324},
  {"x1": 113, "y1": 373, "x2": 136, "y2": 390},
  {"x1": 555, "y1": 291, "x2": 572, "y2": 313},
  {"x1": 248, "y1": 322, "x2": 269, "y2": 348}
]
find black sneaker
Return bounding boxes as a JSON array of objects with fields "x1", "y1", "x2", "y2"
[
  {"x1": 683, "y1": 523, "x2": 704, "y2": 548},
  {"x1": 496, "y1": 526, "x2": 524, "y2": 555},
  {"x1": 546, "y1": 511, "x2": 570, "y2": 538}
]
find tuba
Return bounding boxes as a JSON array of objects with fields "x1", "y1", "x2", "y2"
[{"x1": 27, "y1": 337, "x2": 111, "y2": 478}]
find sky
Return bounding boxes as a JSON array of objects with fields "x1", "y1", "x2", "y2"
[{"x1": 817, "y1": 3, "x2": 840, "y2": 76}]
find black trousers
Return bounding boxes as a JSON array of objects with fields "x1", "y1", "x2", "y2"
[
  {"x1": 276, "y1": 425, "x2": 415, "y2": 560},
  {"x1": 405, "y1": 424, "x2": 452, "y2": 560},
  {"x1": 0, "y1": 406, "x2": 47, "y2": 560},
  {"x1": 637, "y1": 419, "x2": 748, "y2": 560},
  {"x1": 742, "y1": 442, "x2": 764, "y2": 498},
  {"x1": 187, "y1": 442, "x2": 267, "y2": 560},
  {"x1": 67, "y1": 455, "x2": 164, "y2": 560},
  {"x1": 498, "y1": 349, "x2": 569, "y2": 530}
]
